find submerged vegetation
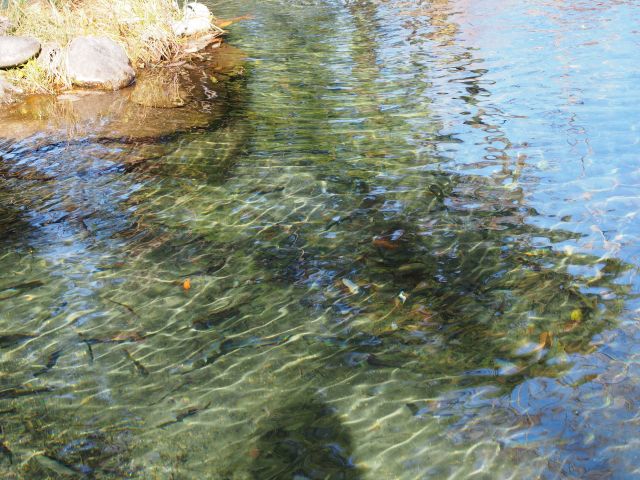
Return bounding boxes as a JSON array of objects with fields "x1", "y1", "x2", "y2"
[{"x1": 0, "y1": 0, "x2": 639, "y2": 478}]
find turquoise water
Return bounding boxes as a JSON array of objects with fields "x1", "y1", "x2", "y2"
[{"x1": 1, "y1": 0, "x2": 640, "y2": 478}]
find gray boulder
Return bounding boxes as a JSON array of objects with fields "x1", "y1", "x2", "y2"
[
  {"x1": 65, "y1": 36, "x2": 135, "y2": 90},
  {"x1": 0, "y1": 36, "x2": 41, "y2": 68}
]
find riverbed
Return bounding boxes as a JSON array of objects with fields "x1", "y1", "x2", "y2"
[{"x1": 1, "y1": 0, "x2": 639, "y2": 478}]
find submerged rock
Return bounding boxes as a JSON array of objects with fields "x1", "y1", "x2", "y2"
[
  {"x1": 172, "y1": 2, "x2": 212, "y2": 36},
  {"x1": 0, "y1": 36, "x2": 41, "y2": 68},
  {"x1": 65, "y1": 36, "x2": 135, "y2": 90},
  {"x1": 130, "y1": 69, "x2": 188, "y2": 108}
]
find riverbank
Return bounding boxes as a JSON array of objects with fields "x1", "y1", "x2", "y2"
[{"x1": 0, "y1": 0, "x2": 235, "y2": 102}]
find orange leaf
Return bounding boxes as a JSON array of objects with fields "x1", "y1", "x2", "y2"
[
  {"x1": 372, "y1": 238, "x2": 399, "y2": 250},
  {"x1": 539, "y1": 331, "x2": 552, "y2": 349},
  {"x1": 248, "y1": 447, "x2": 260, "y2": 459},
  {"x1": 214, "y1": 15, "x2": 253, "y2": 29}
]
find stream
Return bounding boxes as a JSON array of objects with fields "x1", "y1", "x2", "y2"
[{"x1": 1, "y1": 0, "x2": 640, "y2": 478}]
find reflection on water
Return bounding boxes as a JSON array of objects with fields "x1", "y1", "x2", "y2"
[
  {"x1": 1, "y1": 0, "x2": 640, "y2": 478},
  {"x1": 250, "y1": 395, "x2": 362, "y2": 479}
]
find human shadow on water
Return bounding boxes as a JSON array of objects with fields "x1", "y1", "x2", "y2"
[{"x1": 249, "y1": 396, "x2": 363, "y2": 480}]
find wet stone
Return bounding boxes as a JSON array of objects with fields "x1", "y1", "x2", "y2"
[
  {"x1": 0, "y1": 36, "x2": 41, "y2": 68},
  {"x1": 65, "y1": 36, "x2": 135, "y2": 90}
]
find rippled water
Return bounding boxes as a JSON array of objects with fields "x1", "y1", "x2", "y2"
[{"x1": 1, "y1": 0, "x2": 640, "y2": 478}]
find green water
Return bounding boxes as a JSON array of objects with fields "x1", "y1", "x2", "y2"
[{"x1": 1, "y1": 0, "x2": 640, "y2": 478}]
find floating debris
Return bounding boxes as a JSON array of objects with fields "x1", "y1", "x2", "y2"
[{"x1": 342, "y1": 278, "x2": 360, "y2": 295}]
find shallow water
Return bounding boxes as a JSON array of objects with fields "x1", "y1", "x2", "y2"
[{"x1": 1, "y1": 0, "x2": 640, "y2": 478}]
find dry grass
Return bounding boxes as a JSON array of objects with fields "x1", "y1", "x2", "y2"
[{"x1": 3, "y1": 0, "x2": 220, "y2": 93}]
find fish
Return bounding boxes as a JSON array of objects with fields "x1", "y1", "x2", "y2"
[
  {"x1": 0, "y1": 280, "x2": 44, "y2": 293},
  {"x1": 34, "y1": 454, "x2": 80, "y2": 477},
  {"x1": 366, "y1": 354, "x2": 402, "y2": 368},
  {"x1": 0, "y1": 333, "x2": 37, "y2": 349},
  {"x1": 123, "y1": 349, "x2": 149, "y2": 377},
  {"x1": 0, "y1": 386, "x2": 53, "y2": 399},
  {"x1": 406, "y1": 402, "x2": 420, "y2": 416},
  {"x1": 78, "y1": 331, "x2": 147, "y2": 345},
  {"x1": 84, "y1": 340, "x2": 94, "y2": 363},
  {"x1": 185, "y1": 336, "x2": 290, "y2": 374},
  {"x1": 103, "y1": 297, "x2": 140, "y2": 318},
  {"x1": 156, "y1": 401, "x2": 212, "y2": 428},
  {"x1": 33, "y1": 349, "x2": 63, "y2": 377},
  {"x1": 192, "y1": 306, "x2": 240, "y2": 330}
]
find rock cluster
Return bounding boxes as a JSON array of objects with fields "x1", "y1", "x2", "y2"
[{"x1": 0, "y1": 2, "x2": 215, "y2": 102}]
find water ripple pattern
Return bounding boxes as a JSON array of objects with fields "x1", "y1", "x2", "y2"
[{"x1": 0, "y1": 0, "x2": 639, "y2": 478}]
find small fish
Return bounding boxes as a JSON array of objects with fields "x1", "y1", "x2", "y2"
[
  {"x1": 34, "y1": 454, "x2": 80, "y2": 477},
  {"x1": 0, "y1": 280, "x2": 44, "y2": 293},
  {"x1": 104, "y1": 297, "x2": 140, "y2": 318},
  {"x1": 192, "y1": 306, "x2": 240, "y2": 330},
  {"x1": 34, "y1": 349, "x2": 63, "y2": 377},
  {"x1": 366, "y1": 354, "x2": 401, "y2": 368},
  {"x1": 0, "y1": 333, "x2": 37, "y2": 349},
  {"x1": 157, "y1": 401, "x2": 212, "y2": 428},
  {"x1": 0, "y1": 386, "x2": 53, "y2": 399},
  {"x1": 123, "y1": 349, "x2": 149, "y2": 377},
  {"x1": 78, "y1": 331, "x2": 146, "y2": 345},
  {"x1": 406, "y1": 402, "x2": 420, "y2": 416},
  {"x1": 183, "y1": 278, "x2": 191, "y2": 291},
  {"x1": 110, "y1": 331, "x2": 146, "y2": 343},
  {"x1": 398, "y1": 263, "x2": 427, "y2": 273},
  {"x1": 84, "y1": 340, "x2": 94, "y2": 363}
]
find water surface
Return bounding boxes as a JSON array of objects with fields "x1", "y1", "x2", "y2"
[{"x1": 1, "y1": 0, "x2": 640, "y2": 478}]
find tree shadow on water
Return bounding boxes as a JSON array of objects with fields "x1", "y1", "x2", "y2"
[{"x1": 249, "y1": 396, "x2": 363, "y2": 480}]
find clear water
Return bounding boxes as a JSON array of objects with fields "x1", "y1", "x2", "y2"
[{"x1": 1, "y1": 0, "x2": 640, "y2": 478}]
